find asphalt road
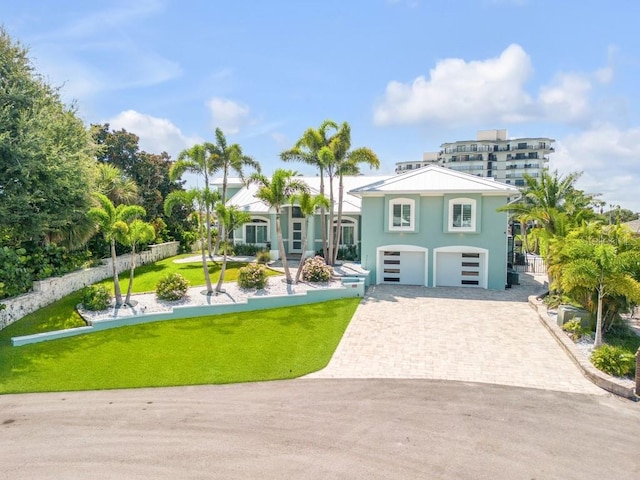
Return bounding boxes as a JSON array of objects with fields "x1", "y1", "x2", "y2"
[{"x1": 1, "y1": 379, "x2": 638, "y2": 480}]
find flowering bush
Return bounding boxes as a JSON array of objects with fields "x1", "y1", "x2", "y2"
[
  {"x1": 81, "y1": 285, "x2": 111, "y2": 311},
  {"x1": 155, "y1": 273, "x2": 190, "y2": 301},
  {"x1": 301, "y1": 256, "x2": 333, "y2": 283},
  {"x1": 238, "y1": 263, "x2": 268, "y2": 289}
]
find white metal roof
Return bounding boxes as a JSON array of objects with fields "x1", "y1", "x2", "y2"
[{"x1": 350, "y1": 165, "x2": 520, "y2": 196}]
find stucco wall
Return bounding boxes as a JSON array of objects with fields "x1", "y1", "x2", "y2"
[{"x1": 0, "y1": 242, "x2": 179, "y2": 330}]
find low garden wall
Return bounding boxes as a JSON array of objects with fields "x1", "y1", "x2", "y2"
[
  {"x1": 11, "y1": 278, "x2": 365, "y2": 346},
  {"x1": 0, "y1": 242, "x2": 179, "y2": 330}
]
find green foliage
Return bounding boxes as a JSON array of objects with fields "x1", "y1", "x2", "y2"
[
  {"x1": 0, "y1": 247, "x2": 32, "y2": 298},
  {"x1": 81, "y1": 285, "x2": 111, "y2": 311},
  {"x1": 256, "y1": 250, "x2": 271, "y2": 264},
  {"x1": 0, "y1": 29, "x2": 96, "y2": 247},
  {"x1": 234, "y1": 243, "x2": 263, "y2": 256},
  {"x1": 155, "y1": 273, "x2": 190, "y2": 301},
  {"x1": 561, "y1": 319, "x2": 590, "y2": 340},
  {"x1": 591, "y1": 344, "x2": 636, "y2": 378},
  {"x1": 238, "y1": 263, "x2": 268, "y2": 289},
  {"x1": 336, "y1": 245, "x2": 358, "y2": 261},
  {"x1": 302, "y1": 256, "x2": 333, "y2": 283}
]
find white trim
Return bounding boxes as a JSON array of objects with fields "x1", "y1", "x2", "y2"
[
  {"x1": 388, "y1": 198, "x2": 415, "y2": 232},
  {"x1": 330, "y1": 215, "x2": 359, "y2": 247},
  {"x1": 447, "y1": 197, "x2": 476, "y2": 232},
  {"x1": 433, "y1": 245, "x2": 488, "y2": 289},
  {"x1": 376, "y1": 244, "x2": 428, "y2": 286},
  {"x1": 243, "y1": 216, "x2": 270, "y2": 245},
  {"x1": 288, "y1": 217, "x2": 305, "y2": 254}
]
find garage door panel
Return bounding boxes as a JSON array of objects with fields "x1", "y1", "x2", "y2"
[
  {"x1": 378, "y1": 248, "x2": 426, "y2": 286},
  {"x1": 436, "y1": 250, "x2": 486, "y2": 288}
]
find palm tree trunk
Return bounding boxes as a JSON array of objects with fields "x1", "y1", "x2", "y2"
[
  {"x1": 125, "y1": 243, "x2": 136, "y2": 306},
  {"x1": 275, "y1": 212, "x2": 292, "y2": 283},
  {"x1": 319, "y1": 169, "x2": 327, "y2": 260},
  {"x1": 295, "y1": 224, "x2": 308, "y2": 284},
  {"x1": 206, "y1": 206, "x2": 213, "y2": 258},
  {"x1": 215, "y1": 246, "x2": 227, "y2": 293},
  {"x1": 333, "y1": 175, "x2": 345, "y2": 265},
  {"x1": 327, "y1": 172, "x2": 335, "y2": 265},
  {"x1": 594, "y1": 287, "x2": 604, "y2": 348},
  {"x1": 200, "y1": 228, "x2": 213, "y2": 293},
  {"x1": 214, "y1": 167, "x2": 228, "y2": 256},
  {"x1": 111, "y1": 239, "x2": 123, "y2": 307}
]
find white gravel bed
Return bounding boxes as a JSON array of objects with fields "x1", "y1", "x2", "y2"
[{"x1": 80, "y1": 278, "x2": 344, "y2": 323}]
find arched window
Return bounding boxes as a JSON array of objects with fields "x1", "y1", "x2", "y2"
[{"x1": 332, "y1": 216, "x2": 358, "y2": 246}]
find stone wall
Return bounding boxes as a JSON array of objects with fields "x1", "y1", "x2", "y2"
[{"x1": 0, "y1": 242, "x2": 179, "y2": 330}]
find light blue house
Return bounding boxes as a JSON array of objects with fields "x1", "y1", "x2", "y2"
[
  {"x1": 215, "y1": 165, "x2": 518, "y2": 290},
  {"x1": 350, "y1": 165, "x2": 518, "y2": 290}
]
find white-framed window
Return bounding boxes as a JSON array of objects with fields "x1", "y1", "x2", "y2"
[
  {"x1": 244, "y1": 217, "x2": 269, "y2": 244},
  {"x1": 332, "y1": 216, "x2": 358, "y2": 246},
  {"x1": 448, "y1": 198, "x2": 476, "y2": 232},
  {"x1": 389, "y1": 198, "x2": 415, "y2": 232}
]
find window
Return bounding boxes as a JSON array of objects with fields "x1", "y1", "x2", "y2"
[
  {"x1": 332, "y1": 217, "x2": 357, "y2": 246},
  {"x1": 244, "y1": 218, "x2": 268, "y2": 244},
  {"x1": 389, "y1": 199, "x2": 415, "y2": 231},
  {"x1": 448, "y1": 198, "x2": 476, "y2": 232}
]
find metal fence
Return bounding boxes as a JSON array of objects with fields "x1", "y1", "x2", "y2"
[{"x1": 513, "y1": 254, "x2": 547, "y2": 274}]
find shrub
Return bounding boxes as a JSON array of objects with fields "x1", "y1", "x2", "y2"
[
  {"x1": 591, "y1": 344, "x2": 636, "y2": 378},
  {"x1": 81, "y1": 285, "x2": 111, "y2": 311},
  {"x1": 561, "y1": 319, "x2": 590, "y2": 340},
  {"x1": 156, "y1": 273, "x2": 190, "y2": 301},
  {"x1": 336, "y1": 245, "x2": 358, "y2": 261},
  {"x1": 256, "y1": 250, "x2": 271, "y2": 264},
  {"x1": 238, "y1": 263, "x2": 268, "y2": 289},
  {"x1": 301, "y1": 256, "x2": 333, "y2": 283},
  {"x1": 234, "y1": 243, "x2": 263, "y2": 256}
]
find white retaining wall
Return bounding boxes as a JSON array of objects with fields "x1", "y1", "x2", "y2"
[{"x1": 0, "y1": 242, "x2": 179, "y2": 330}]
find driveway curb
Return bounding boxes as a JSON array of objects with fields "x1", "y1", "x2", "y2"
[{"x1": 528, "y1": 295, "x2": 637, "y2": 400}]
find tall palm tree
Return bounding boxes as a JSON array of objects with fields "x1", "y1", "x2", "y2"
[
  {"x1": 169, "y1": 144, "x2": 219, "y2": 257},
  {"x1": 214, "y1": 204, "x2": 251, "y2": 293},
  {"x1": 290, "y1": 192, "x2": 330, "y2": 283},
  {"x1": 209, "y1": 128, "x2": 260, "y2": 254},
  {"x1": 330, "y1": 122, "x2": 380, "y2": 264},
  {"x1": 248, "y1": 169, "x2": 309, "y2": 284},
  {"x1": 87, "y1": 193, "x2": 146, "y2": 307},
  {"x1": 281, "y1": 120, "x2": 339, "y2": 259},
  {"x1": 116, "y1": 219, "x2": 156, "y2": 306},
  {"x1": 164, "y1": 188, "x2": 220, "y2": 294}
]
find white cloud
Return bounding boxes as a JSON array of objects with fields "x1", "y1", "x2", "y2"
[
  {"x1": 553, "y1": 125, "x2": 640, "y2": 212},
  {"x1": 207, "y1": 97, "x2": 251, "y2": 135},
  {"x1": 374, "y1": 44, "x2": 607, "y2": 128},
  {"x1": 374, "y1": 44, "x2": 535, "y2": 127},
  {"x1": 108, "y1": 110, "x2": 200, "y2": 159}
]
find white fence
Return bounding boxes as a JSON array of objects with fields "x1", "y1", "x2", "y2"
[{"x1": 0, "y1": 242, "x2": 179, "y2": 330}]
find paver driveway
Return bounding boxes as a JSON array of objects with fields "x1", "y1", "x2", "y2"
[{"x1": 307, "y1": 274, "x2": 605, "y2": 395}]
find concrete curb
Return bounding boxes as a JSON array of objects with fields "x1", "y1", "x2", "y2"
[{"x1": 528, "y1": 295, "x2": 637, "y2": 400}]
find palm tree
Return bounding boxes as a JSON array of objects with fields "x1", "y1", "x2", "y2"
[
  {"x1": 87, "y1": 193, "x2": 146, "y2": 307},
  {"x1": 330, "y1": 122, "x2": 380, "y2": 264},
  {"x1": 248, "y1": 169, "x2": 309, "y2": 284},
  {"x1": 281, "y1": 120, "x2": 339, "y2": 260},
  {"x1": 557, "y1": 223, "x2": 640, "y2": 347},
  {"x1": 290, "y1": 192, "x2": 330, "y2": 283},
  {"x1": 214, "y1": 204, "x2": 251, "y2": 293},
  {"x1": 95, "y1": 163, "x2": 139, "y2": 205},
  {"x1": 164, "y1": 188, "x2": 220, "y2": 294},
  {"x1": 116, "y1": 219, "x2": 156, "y2": 306},
  {"x1": 209, "y1": 128, "x2": 260, "y2": 254},
  {"x1": 169, "y1": 144, "x2": 219, "y2": 257}
]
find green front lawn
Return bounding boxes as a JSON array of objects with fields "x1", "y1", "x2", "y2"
[
  {"x1": 0, "y1": 298, "x2": 360, "y2": 394},
  {"x1": 95, "y1": 253, "x2": 280, "y2": 294}
]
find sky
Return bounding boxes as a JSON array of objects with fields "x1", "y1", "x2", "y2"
[{"x1": 2, "y1": 0, "x2": 640, "y2": 211}]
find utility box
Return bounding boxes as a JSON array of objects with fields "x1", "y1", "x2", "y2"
[{"x1": 557, "y1": 305, "x2": 590, "y2": 327}]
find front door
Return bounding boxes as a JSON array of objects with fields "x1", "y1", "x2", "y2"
[{"x1": 289, "y1": 218, "x2": 304, "y2": 254}]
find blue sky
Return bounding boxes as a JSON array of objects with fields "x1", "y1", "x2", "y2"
[{"x1": 3, "y1": 0, "x2": 640, "y2": 211}]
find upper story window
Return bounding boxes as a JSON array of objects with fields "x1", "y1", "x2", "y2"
[
  {"x1": 389, "y1": 198, "x2": 415, "y2": 232},
  {"x1": 448, "y1": 198, "x2": 476, "y2": 232}
]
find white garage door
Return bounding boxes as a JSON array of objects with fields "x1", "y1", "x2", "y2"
[
  {"x1": 436, "y1": 251, "x2": 486, "y2": 288},
  {"x1": 379, "y1": 249, "x2": 426, "y2": 285}
]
